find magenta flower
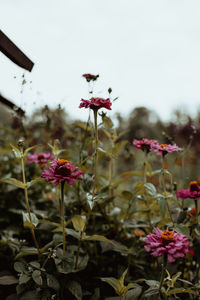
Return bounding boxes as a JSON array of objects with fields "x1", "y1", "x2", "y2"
[
  {"x1": 79, "y1": 97, "x2": 112, "y2": 110},
  {"x1": 82, "y1": 73, "x2": 99, "y2": 82},
  {"x1": 177, "y1": 181, "x2": 200, "y2": 201},
  {"x1": 154, "y1": 143, "x2": 179, "y2": 156},
  {"x1": 144, "y1": 227, "x2": 190, "y2": 263},
  {"x1": 133, "y1": 138, "x2": 159, "y2": 153},
  {"x1": 41, "y1": 159, "x2": 84, "y2": 186},
  {"x1": 27, "y1": 153, "x2": 54, "y2": 168}
]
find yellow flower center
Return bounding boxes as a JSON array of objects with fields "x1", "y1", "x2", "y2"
[
  {"x1": 160, "y1": 144, "x2": 168, "y2": 148},
  {"x1": 161, "y1": 230, "x2": 174, "y2": 241},
  {"x1": 58, "y1": 159, "x2": 69, "y2": 166}
]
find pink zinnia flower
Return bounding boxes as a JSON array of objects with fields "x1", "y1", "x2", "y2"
[
  {"x1": 27, "y1": 153, "x2": 54, "y2": 168},
  {"x1": 155, "y1": 143, "x2": 179, "y2": 156},
  {"x1": 82, "y1": 73, "x2": 99, "y2": 82},
  {"x1": 41, "y1": 159, "x2": 84, "y2": 186},
  {"x1": 144, "y1": 227, "x2": 190, "y2": 263},
  {"x1": 177, "y1": 181, "x2": 200, "y2": 201},
  {"x1": 79, "y1": 97, "x2": 112, "y2": 110},
  {"x1": 133, "y1": 138, "x2": 159, "y2": 153}
]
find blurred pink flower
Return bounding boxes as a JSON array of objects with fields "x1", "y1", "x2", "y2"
[
  {"x1": 144, "y1": 227, "x2": 190, "y2": 262},
  {"x1": 79, "y1": 97, "x2": 112, "y2": 110},
  {"x1": 133, "y1": 138, "x2": 159, "y2": 153},
  {"x1": 177, "y1": 181, "x2": 200, "y2": 201},
  {"x1": 155, "y1": 143, "x2": 179, "y2": 156},
  {"x1": 82, "y1": 73, "x2": 99, "y2": 82},
  {"x1": 41, "y1": 159, "x2": 84, "y2": 186},
  {"x1": 27, "y1": 153, "x2": 54, "y2": 168}
]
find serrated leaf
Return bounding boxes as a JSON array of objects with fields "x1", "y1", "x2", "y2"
[
  {"x1": 22, "y1": 212, "x2": 39, "y2": 228},
  {"x1": 0, "y1": 178, "x2": 26, "y2": 189},
  {"x1": 71, "y1": 215, "x2": 86, "y2": 232},
  {"x1": 0, "y1": 275, "x2": 18, "y2": 285}
]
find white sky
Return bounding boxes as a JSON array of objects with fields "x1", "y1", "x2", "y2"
[{"x1": 1, "y1": 0, "x2": 200, "y2": 121}]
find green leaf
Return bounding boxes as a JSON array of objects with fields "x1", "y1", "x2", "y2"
[
  {"x1": 15, "y1": 247, "x2": 38, "y2": 259},
  {"x1": 165, "y1": 288, "x2": 198, "y2": 296},
  {"x1": 32, "y1": 270, "x2": 42, "y2": 285},
  {"x1": 0, "y1": 275, "x2": 18, "y2": 285},
  {"x1": 27, "y1": 178, "x2": 44, "y2": 188},
  {"x1": 20, "y1": 291, "x2": 40, "y2": 300},
  {"x1": 46, "y1": 274, "x2": 60, "y2": 291},
  {"x1": 102, "y1": 115, "x2": 113, "y2": 128},
  {"x1": 121, "y1": 191, "x2": 133, "y2": 201},
  {"x1": 101, "y1": 277, "x2": 119, "y2": 294},
  {"x1": 71, "y1": 215, "x2": 86, "y2": 232},
  {"x1": 14, "y1": 262, "x2": 26, "y2": 273},
  {"x1": 24, "y1": 145, "x2": 38, "y2": 156},
  {"x1": 22, "y1": 212, "x2": 39, "y2": 228},
  {"x1": 83, "y1": 234, "x2": 111, "y2": 243},
  {"x1": 19, "y1": 274, "x2": 31, "y2": 285},
  {"x1": 0, "y1": 178, "x2": 26, "y2": 189},
  {"x1": 174, "y1": 224, "x2": 190, "y2": 237},
  {"x1": 66, "y1": 281, "x2": 82, "y2": 300},
  {"x1": 10, "y1": 144, "x2": 22, "y2": 158}
]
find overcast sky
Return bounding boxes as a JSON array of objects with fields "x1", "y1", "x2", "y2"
[{"x1": 1, "y1": 0, "x2": 200, "y2": 121}]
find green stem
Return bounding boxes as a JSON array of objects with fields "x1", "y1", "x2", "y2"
[
  {"x1": 21, "y1": 154, "x2": 39, "y2": 251},
  {"x1": 144, "y1": 153, "x2": 152, "y2": 229},
  {"x1": 157, "y1": 254, "x2": 167, "y2": 299},
  {"x1": 162, "y1": 156, "x2": 174, "y2": 225},
  {"x1": 195, "y1": 199, "x2": 199, "y2": 225},
  {"x1": 92, "y1": 109, "x2": 98, "y2": 199},
  {"x1": 75, "y1": 231, "x2": 84, "y2": 270},
  {"x1": 61, "y1": 182, "x2": 66, "y2": 257}
]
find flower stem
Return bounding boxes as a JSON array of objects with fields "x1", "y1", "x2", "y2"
[
  {"x1": 92, "y1": 109, "x2": 98, "y2": 199},
  {"x1": 144, "y1": 153, "x2": 152, "y2": 229},
  {"x1": 61, "y1": 182, "x2": 66, "y2": 257},
  {"x1": 195, "y1": 199, "x2": 199, "y2": 225},
  {"x1": 21, "y1": 154, "x2": 39, "y2": 252},
  {"x1": 75, "y1": 231, "x2": 83, "y2": 269},
  {"x1": 161, "y1": 156, "x2": 174, "y2": 225},
  {"x1": 157, "y1": 254, "x2": 167, "y2": 299}
]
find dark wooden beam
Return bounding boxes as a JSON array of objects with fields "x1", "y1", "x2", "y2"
[
  {"x1": 0, "y1": 94, "x2": 25, "y2": 116},
  {"x1": 0, "y1": 30, "x2": 34, "y2": 71}
]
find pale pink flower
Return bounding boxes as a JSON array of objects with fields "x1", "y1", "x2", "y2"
[
  {"x1": 177, "y1": 181, "x2": 200, "y2": 201},
  {"x1": 155, "y1": 143, "x2": 179, "y2": 156},
  {"x1": 41, "y1": 159, "x2": 83, "y2": 186},
  {"x1": 133, "y1": 138, "x2": 159, "y2": 153},
  {"x1": 79, "y1": 97, "x2": 112, "y2": 110},
  {"x1": 27, "y1": 153, "x2": 54, "y2": 168},
  {"x1": 144, "y1": 227, "x2": 190, "y2": 262}
]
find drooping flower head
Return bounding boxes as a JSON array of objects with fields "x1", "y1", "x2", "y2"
[
  {"x1": 82, "y1": 73, "x2": 99, "y2": 82},
  {"x1": 176, "y1": 181, "x2": 200, "y2": 201},
  {"x1": 133, "y1": 138, "x2": 159, "y2": 153},
  {"x1": 144, "y1": 227, "x2": 190, "y2": 262},
  {"x1": 27, "y1": 153, "x2": 55, "y2": 168},
  {"x1": 79, "y1": 97, "x2": 112, "y2": 110},
  {"x1": 155, "y1": 143, "x2": 179, "y2": 156},
  {"x1": 41, "y1": 159, "x2": 84, "y2": 186}
]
